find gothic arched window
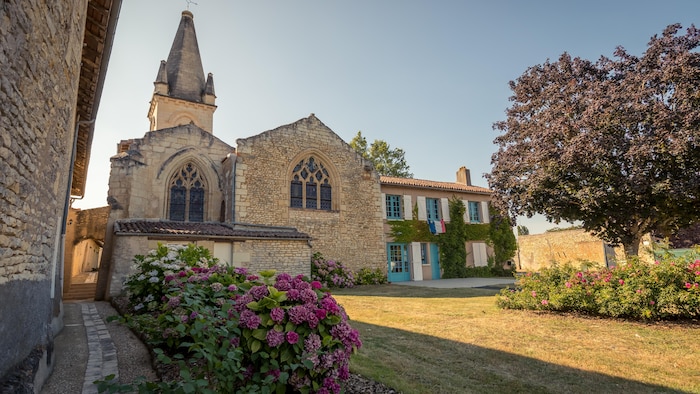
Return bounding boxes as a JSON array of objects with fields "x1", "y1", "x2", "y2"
[
  {"x1": 290, "y1": 156, "x2": 332, "y2": 211},
  {"x1": 169, "y1": 162, "x2": 206, "y2": 222}
]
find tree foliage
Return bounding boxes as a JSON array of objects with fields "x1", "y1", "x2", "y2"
[
  {"x1": 517, "y1": 225, "x2": 530, "y2": 236},
  {"x1": 487, "y1": 207, "x2": 517, "y2": 265},
  {"x1": 488, "y1": 24, "x2": 700, "y2": 256},
  {"x1": 439, "y1": 196, "x2": 468, "y2": 278},
  {"x1": 350, "y1": 131, "x2": 413, "y2": 178}
]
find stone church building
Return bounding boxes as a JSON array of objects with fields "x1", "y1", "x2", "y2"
[
  {"x1": 97, "y1": 10, "x2": 493, "y2": 299},
  {"x1": 98, "y1": 11, "x2": 386, "y2": 298}
]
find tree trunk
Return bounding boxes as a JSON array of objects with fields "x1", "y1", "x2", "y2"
[{"x1": 623, "y1": 234, "x2": 642, "y2": 258}]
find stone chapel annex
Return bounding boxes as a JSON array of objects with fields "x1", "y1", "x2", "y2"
[{"x1": 96, "y1": 10, "x2": 493, "y2": 299}]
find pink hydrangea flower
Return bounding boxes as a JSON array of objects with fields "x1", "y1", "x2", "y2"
[{"x1": 286, "y1": 331, "x2": 299, "y2": 344}]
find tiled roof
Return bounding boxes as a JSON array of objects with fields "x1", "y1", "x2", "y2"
[
  {"x1": 380, "y1": 176, "x2": 492, "y2": 194},
  {"x1": 114, "y1": 220, "x2": 310, "y2": 240}
]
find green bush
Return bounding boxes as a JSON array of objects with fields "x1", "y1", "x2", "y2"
[
  {"x1": 497, "y1": 248, "x2": 700, "y2": 320},
  {"x1": 354, "y1": 267, "x2": 387, "y2": 285},
  {"x1": 463, "y1": 266, "x2": 494, "y2": 278}
]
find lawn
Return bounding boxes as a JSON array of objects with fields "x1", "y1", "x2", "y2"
[{"x1": 332, "y1": 284, "x2": 700, "y2": 394}]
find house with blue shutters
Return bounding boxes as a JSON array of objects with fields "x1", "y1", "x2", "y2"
[{"x1": 380, "y1": 167, "x2": 493, "y2": 282}]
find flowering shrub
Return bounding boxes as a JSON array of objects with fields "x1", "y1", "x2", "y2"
[
  {"x1": 311, "y1": 252, "x2": 355, "y2": 288},
  {"x1": 124, "y1": 243, "x2": 218, "y2": 312},
  {"x1": 497, "y1": 248, "x2": 700, "y2": 320},
  {"x1": 106, "y1": 245, "x2": 361, "y2": 393}
]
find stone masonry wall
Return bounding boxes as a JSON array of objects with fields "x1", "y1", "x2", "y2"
[
  {"x1": 238, "y1": 239, "x2": 311, "y2": 277},
  {"x1": 64, "y1": 206, "x2": 110, "y2": 292},
  {"x1": 107, "y1": 124, "x2": 233, "y2": 220},
  {"x1": 0, "y1": 0, "x2": 87, "y2": 383},
  {"x1": 516, "y1": 229, "x2": 625, "y2": 271},
  {"x1": 235, "y1": 115, "x2": 386, "y2": 273}
]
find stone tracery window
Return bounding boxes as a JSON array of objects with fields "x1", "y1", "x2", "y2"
[
  {"x1": 290, "y1": 156, "x2": 332, "y2": 210},
  {"x1": 169, "y1": 162, "x2": 206, "y2": 221}
]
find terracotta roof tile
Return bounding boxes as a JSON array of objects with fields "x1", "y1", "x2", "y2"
[
  {"x1": 114, "y1": 220, "x2": 310, "y2": 240},
  {"x1": 380, "y1": 176, "x2": 492, "y2": 194}
]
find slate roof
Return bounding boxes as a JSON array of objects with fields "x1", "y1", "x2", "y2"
[
  {"x1": 114, "y1": 220, "x2": 310, "y2": 240},
  {"x1": 163, "y1": 10, "x2": 207, "y2": 103},
  {"x1": 380, "y1": 176, "x2": 492, "y2": 195}
]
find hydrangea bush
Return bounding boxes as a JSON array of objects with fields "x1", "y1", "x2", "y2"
[
  {"x1": 497, "y1": 248, "x2": 700, "y2": 320},
  {"x1": 311, "y1": 252, "x2": 355, "y2": 288},
  {"x1": 107, "y1": 244, "x2": 362, "y2": 393}
]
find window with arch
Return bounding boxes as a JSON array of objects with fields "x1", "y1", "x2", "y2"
[
  {"x1": 290, "y1": 156, "x2": 332, "y2": 210},
  {"x1": 168, "y1": 162, "x2": 206, "y2": 222}
]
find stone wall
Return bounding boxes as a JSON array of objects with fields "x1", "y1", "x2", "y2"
[
  {"x1": 64, "y1": 206, "x2": 110, "y2": 291},
  {"x1": 235, "y1": 115, "x2": 386, "y2": 273},
  {"x1": 0, "y1": 0, "x2": 88, "y2": 386},
  {"x1": 107, "y1": 124, "x2": 234, "y2": 221},
  {"x1": 106, "y1": 235, "x2": 149, "y2": 298},
  {"x1": 244, "y1": 239, "x2": 311, "y2": 276},
  {"x1": 515, "y1": 229, "x2": 626, "y2": 271}
]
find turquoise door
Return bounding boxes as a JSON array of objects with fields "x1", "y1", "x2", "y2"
[
  {"x1": 387, "y1": 243, "x2": 410, "y2": 282},
  {"x1": 430, "y1": 243, "x2": 441, "y2": 280}
]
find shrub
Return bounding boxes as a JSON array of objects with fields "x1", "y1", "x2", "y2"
[
  {"x1": 354, "y1": 267, "x2": 387, "y2": 285},
  {"x1": 463, "y1": 266, "x2": 494, "y2": 278},
  {"x1": 104, "y1": 245, "x2": 361, "y2": 393},
  {"x1": 124, "y1": 243, "x2": 219, "y2": 312},
  {"x1": 311, "y1": 252, "x2": 355, "y2": 288},
  {"x1": 497, "y1": 248, "x2": 700, "y2": 320}
]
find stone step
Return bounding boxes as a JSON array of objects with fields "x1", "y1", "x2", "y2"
[{"x1": 64, "y1": 283, "x2": 97, "y2": 301}]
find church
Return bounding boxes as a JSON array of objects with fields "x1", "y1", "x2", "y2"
[{"x1": 98, "y1": 10, "x2": 492, "y2": 299}]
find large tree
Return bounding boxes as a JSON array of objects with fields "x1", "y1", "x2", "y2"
[
  {"x1": 350, "y1": 131, "x2": 413, "y2": 178},
  {"x1": 487, "y1": 24, "x2": 700, "y2": 256}
]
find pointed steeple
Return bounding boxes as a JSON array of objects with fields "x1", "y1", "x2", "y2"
[
  {"x1": 148, "y1": 10, "x2": 217, "y2": 133},
  {"x1": 165, "y1": 10, "x2": 206, "y2": 102},
  {"x1": 154, "y1": 60, "x2": 168, "y2": 95}
]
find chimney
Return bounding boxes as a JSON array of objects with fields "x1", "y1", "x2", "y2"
[{"x1": 456, "y1": 166, "x2": 471, "y2": 185}]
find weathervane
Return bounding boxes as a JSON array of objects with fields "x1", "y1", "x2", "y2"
[{"x1": 186, "y1": 0, "x2": 198, "y2": 10}]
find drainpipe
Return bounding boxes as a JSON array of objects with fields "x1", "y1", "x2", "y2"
[{"x1": 230, "y1": 153, "x2": 237, "y2": 222}]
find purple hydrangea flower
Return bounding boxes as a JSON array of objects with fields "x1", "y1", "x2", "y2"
[
  {"x1": 321, "y1": 295, "x2": 341, "y2": 315},
  {"x1": 266, "y1": 329, "x2": 285, "y2": 347},
  {"x1": 270, "y1": 307, "x2": 285, "y2": 323},
  {"x1": 286, "y1": 331, "x2": 299, "y2": 344},
  {"x1": 240, "y1": 309, "x2": 261, "y2": 329},
  {"x1": 288, "y1": 305, "x2": 309, "y2": 325},
  {"x1": 249, "y1": 285, "x2": 270, "y2": 301},
  {"x1": 274, "y1": 279, "x2": 292, "y2": 291},
  {"x1": 300, "y1": 288, "x2": 318, "y2": 303},
  {"x1": 167, "y1": 296, "x2": 181, "y2": 308},
  {"x1": 276, "y1": 273, "x2": 292, "y2": 282},
  {"x1": 304, "y1": 333, "x2": 321, "y2": 353},
  {"x1": 286, "y1": 288, "x2": 301, "y2": 301}
]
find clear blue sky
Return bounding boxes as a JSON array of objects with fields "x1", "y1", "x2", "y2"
[{"x1": 75, "y1": 0, "x2": 700, "y2": 234}]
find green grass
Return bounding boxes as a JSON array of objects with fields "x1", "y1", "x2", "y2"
[{"x1": 332, "y1": 285, "x2": 700, "y2": 394}]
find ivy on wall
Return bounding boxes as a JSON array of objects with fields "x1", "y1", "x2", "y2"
[{"x1": 387, "y1": 203, "x2": 490, "y2": 244}]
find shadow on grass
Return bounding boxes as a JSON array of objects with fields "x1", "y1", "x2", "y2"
[
  {"x1": 331, "y1": 284, "x2": 505, "y2": 299},
  {"x1": 351, "y1": 321, "x2": 690, "y2": 394}
]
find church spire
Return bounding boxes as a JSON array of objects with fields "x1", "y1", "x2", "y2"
[
  {"x1": 165, "y1": 10, "x2": 207, "y2": 102},
  {"x1": 148, "y1": 10, "x2": 217, "y2": 133}
]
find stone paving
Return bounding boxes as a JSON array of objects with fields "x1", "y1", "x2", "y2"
[
  {"x1": 81, "y1": 303, "x2": 118, "y2": 393},
  {"x1": 41, "y1": 301, "x2": 156, "y2": 394}
]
